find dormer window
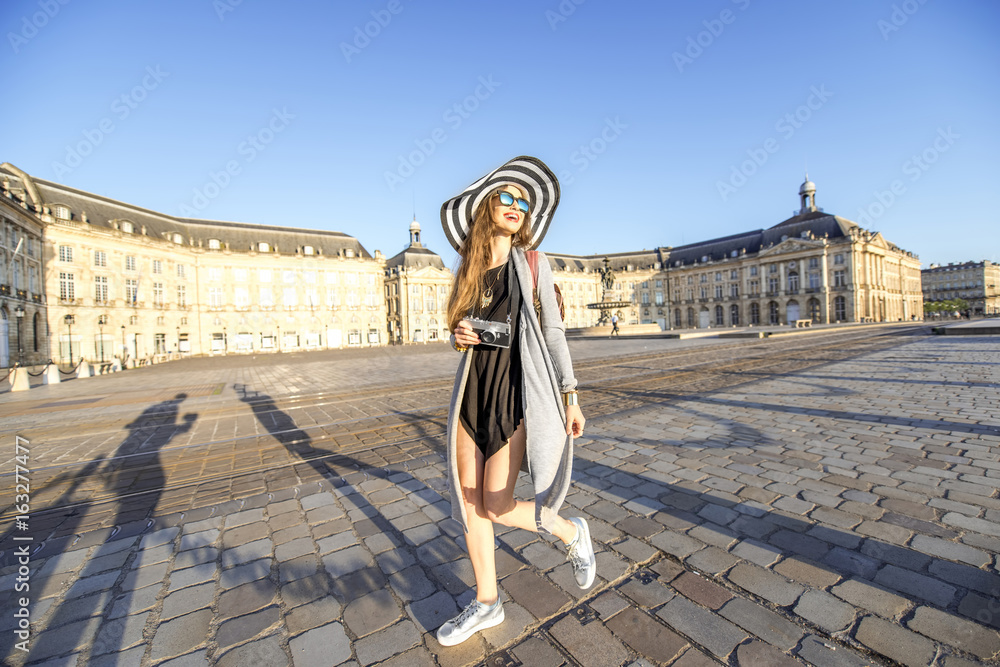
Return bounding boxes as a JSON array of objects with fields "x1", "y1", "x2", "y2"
[
  {"x1": 173, "y1": 233, "x2": 183, "y2": 244},
  {"x1": 53, "y1": 205, "x2": 70, "y2": 220},
  {"x1": 121, "y1": 221, "x2": 134, "y2": 234},
  {"x1": 258, "y1": 242, "x2": 270, "y2": 252},
  {"x1": 208, "y1": 238, "x2": 221, "y2": 250},
  {"x1": 303, "y1": 245, "x2": 314, "y2": 255},
  {"x1": 345, "y1": 248, "x2": 355, "y2": 258}
]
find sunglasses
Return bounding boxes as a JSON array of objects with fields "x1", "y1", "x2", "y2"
[{"x1": 494, "y1": 190, "x2": 530, "y2": 213}]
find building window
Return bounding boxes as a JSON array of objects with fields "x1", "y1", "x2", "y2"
[
  {"x1": 177, "y1": 264, "x2": 186, "y2": 278},
  {"x1": 258, "y1": 242, "x2": 270, "y2": 252},
  {"x1": 655, "y1": 291, "x2": 664, "y2": 306},
  {"x1": 234, "y1": 268, "x2": 248, "y2": 282},
  {"x1": 769, "y1": 301, "x2": 780, "y2": 325},
  {"x1": 129, "y1": 315, "x2": 138, "y2": 325},
  {"x1": 59, "y1": 245, "x2": 73, "y2": 262},
  {"x1": 177, "y1": 284, "x2": 187, "y2": 307},
  {"x1": 121, "y1": 221, "x2": 134, "y2": 234},
  {"x1": 95, "y1": 276, "x2": 108, "y2": 303},
  {"x1": 59, "y1": 272, "x2": 75, "y2": 301},
  {"x1": 210, "y1": 287, "x2": 224, "y2": 308},
  {"x1": 700, "y1": 287, "x2": 708, "y2": 299},
  {"x1": 126, "y1": 279, "x2": 138, "y2": 304},
  {"x1": 687, "y1": 276, "x2": 693, "y2": 285},
  {"x1": 834, "y1": 253, "x2": 844, "y2": 265},
  {"x1": 325, "y1": 272, "x2": 338, "y2": 285},
  {"x1": 153, "y1": 259, "x2": 163, "y2": 274},
  {"x1": 768, "y1": 277, "x2": 779, "y2": 294},
  {"x1": 809, "y1": 272, "x2": 821, "y2": 289},
  {"x1": 715, "y1": 272, "x2": 722, "y2": 282},
  {"x1": 208, "y1": 238, "x2": 221, "y2": 250},
  {"x1": 94, "y1": 250, "x2": 106, "y2": 267},
  {"x1": 259, "y1": 269, "x2": 272, "y2": 283},
  {"x1": 787, "y1": 272, "x2": 799, "y2": 292},
  {"x1": 235, "y1": 286, "x2": 249, "y2": 308},
  {"x1": 769, "y1": 264, "x2": 778, "y2": 274},
  {"x1": 715, "y1": 306, "x2": 724, "y2": 325},
  {"x1": 641, "y1": 292, "x2": 650, "y2": 305},
  {"x1": 153, "y1": 282, "x2": 164, "y2": 306},
  {"x1": 283, "y1": 287, "x2": 297, "y2": 307},
  {"x1": 53, "y1": 205, "x2": 70, "y2": 220},
  {"x1": 834, "y1": 296, "x2": 846, "y2": 321},
  {"x1": 209, "y1": 268, "x2": 222, "y2": 282},
  {"x1": 730, "y1": 304, "x2": 740, "y2": 325},
  {"x1": 700, "y1": 274, "x2": 707, "y2": 283},
  {"x1": 808, "y1": 257, "x2": 819, "y2": 269},
  {"x1": 750, "y1": 266, "x2": 758, "y2": 277},
  {"x1": 260, "y1": 286, "x2": 273, "y2": 307},
  {"x1": 674, "y1": 309, "x2": 682, "y2": 327},
  {"x1": 730, "y1": 284, "x2": 739, "y2": 298},
  {"x1": 303, "y1": 245, "x2": 315, "y2": 255},
  {"x1": 834, "y1": 270, "x2": 846, "y2": 287},
  {"x1": 155, "y1": 333, "x2": 167, "y2": 354},
  {"x1": 173, "y1": 233, "x2": 184, "y2": 244},
  {"x1": 714, "y1": 285, "x2": 723, "y2": 299},
  {"x1": 125, "y1": 255, "x2": 137, "y2": 272},
  {"x1": 750, "y1": 302, "x2": 760, "y2": 324}
]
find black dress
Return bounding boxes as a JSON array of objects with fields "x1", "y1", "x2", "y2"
[{"x1": 459, "y1": 260, "x2": 524, "y2": 460}]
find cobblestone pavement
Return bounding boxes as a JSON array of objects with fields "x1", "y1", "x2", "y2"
[{"x1": 1, "y1": 326, "x2": 999, "y2": 666}]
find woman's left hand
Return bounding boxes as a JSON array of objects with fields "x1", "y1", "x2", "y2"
[{"x1": 565, "y1": 404, "x2": 586, "y2": 438}]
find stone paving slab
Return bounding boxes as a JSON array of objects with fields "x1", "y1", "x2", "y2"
[{"x1": 1, "y1": 329, "x2": 998, "y2": 665}]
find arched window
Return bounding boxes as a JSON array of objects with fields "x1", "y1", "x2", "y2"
[
  {"x1": 750, "y1": 302, "x2": 760, "y2": 325},
  {"x1": 674, "y1": 309, "x2": 682, "y2": 328},
  {"x1": 715, "y1": 305, "x2": 724, "y2": 325},
  {"x1": 787, "y1": 271, "x2": 799, "y2": 292},
  {"x1": 730, "y1": 304, "x2": 740, "y2": 326},
  {"x1": 768, "y1": 301, "x2": 780, "y2": 325},
  {"x1": 808, "y1": 298, "x2": 821, "y2": 322},
  {"x1": 686, "y1": 307, "x2": 695, "y2": 328}
]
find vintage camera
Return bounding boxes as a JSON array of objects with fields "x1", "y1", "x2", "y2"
[{"x1": 466, "y1": 317, "x2": 511, "y2": 348}]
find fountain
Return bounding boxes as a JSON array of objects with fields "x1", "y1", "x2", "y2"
[{"x1": 572, "y1": 258, "x2": 661, "y2": 336}]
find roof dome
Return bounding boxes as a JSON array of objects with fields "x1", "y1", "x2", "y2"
[
  {"x1": 409, "y1": 219, "x2": 421, "y2": 233},
  {"x1": 799, "y1": 177, "x2": 816, "y2": 195}
]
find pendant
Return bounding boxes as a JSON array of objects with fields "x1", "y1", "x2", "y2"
[{"x1": 481, "y1": 289, "x2": 493, "y2": 309}]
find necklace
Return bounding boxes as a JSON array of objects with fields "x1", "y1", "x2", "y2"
[{"x1": 481, "y1": 264, "x2": 503, "y2": 309}]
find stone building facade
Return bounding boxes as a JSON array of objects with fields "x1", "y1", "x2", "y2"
[
  {"x1": 2, "y1": 163, "x2": 386, "y2": 365},
  {"x1": 0, "y1": 164, "x2": 926, "y2": 368},
  {"x1": 922, "y1": 260, "x2": 1000, "y2": 317},
  {"x1": 384, "y1": 219, "x2": 453, "y2": 344}
]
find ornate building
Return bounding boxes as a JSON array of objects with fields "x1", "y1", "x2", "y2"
[
  {"x1": 922, "y1": 260, "x2": 1000, "y2": 317},
  {"x1": 0, "y1": 165, "x2": 926, "y2": 369},
  {"x1": 1, "y1": 163, "x2": 386, "y2": 365},
  {"x1": 384, "y1": 219, "x2": 452, "y2": 343}
]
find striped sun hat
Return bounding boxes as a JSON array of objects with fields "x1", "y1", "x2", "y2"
[{"x1": 440, "y1": 155, "x2": 560, "y2": 252}]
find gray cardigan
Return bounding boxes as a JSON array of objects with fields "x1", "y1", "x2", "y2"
[{"x1": 447, "y1": 247, "x2": 578, "y2": 534}]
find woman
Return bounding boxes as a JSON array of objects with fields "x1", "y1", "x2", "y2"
[{"x1": 436, "y1": 156, "x2": 596, "y2": 647}]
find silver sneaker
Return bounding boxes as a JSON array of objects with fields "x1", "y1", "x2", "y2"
[
  {"x1": 436, "y1": 595, "x2": 505, "y2": 647},
  {"x1": 567, "y1": 517, "x2": 597, "y2": 589}
]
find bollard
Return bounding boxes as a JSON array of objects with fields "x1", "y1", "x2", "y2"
[
  {"x1": 43, "y1": 363, "x2": 61, "y2": 385},
  {"x1": 10, "y1": 367, "x2": 30, "y2": 392},
  {"x1": 77, "y1": 359, "x2": 92, "y2": 379},
  {"x1": 128, "y1": 358, "x2": 137, "y2": 369}
]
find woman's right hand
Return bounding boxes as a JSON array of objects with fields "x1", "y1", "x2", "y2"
[{"x1": 455, "y1": 320, "x2": 480, "y2": 347}]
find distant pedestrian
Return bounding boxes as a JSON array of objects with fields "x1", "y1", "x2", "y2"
[
  {"x1": 611, "y1": 313, "x2": 620, "y2": 336},
  {"x1": 436, "y1": 156, "x2": 596, "y2": 647}
]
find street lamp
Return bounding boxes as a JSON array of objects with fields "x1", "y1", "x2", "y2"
[
  {"x1": 98, "y1": 317, "x2": 105, "y2": 364},
  {"x1": 64, "y1": 314, "x2": 75, "y2": 365},
  {"x1": 277, "y1": 325, "x2": 281, "y2": 352},
  {"x1": 121, "y1": 325, "x2": 126, "y2": 363},
  {"x1": 223, "y1": 326, "x2": 228, "y2": 354},
  {"x1": 14, "y1": 305, "x2": 25, "y2": 366}
]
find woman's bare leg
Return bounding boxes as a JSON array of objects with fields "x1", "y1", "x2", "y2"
[
  {"x1": 455, "y1": 425, "x2": 499, "y2": 604},
  {"x1": 483, "y1": 422, "x2": 578, "y2": 545}
]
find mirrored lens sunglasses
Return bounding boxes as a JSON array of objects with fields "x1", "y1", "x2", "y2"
[{"x1": 495, "y1": 190, "x2": 530, "y2": 213}]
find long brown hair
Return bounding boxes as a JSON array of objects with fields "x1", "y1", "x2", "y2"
[{"x1": 447, "y1": 189, "x2": 533, "y2": 332}]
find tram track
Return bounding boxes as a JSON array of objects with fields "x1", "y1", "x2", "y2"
[{"x1": 0, "y1": 326, "x2": 924, "y2": 524}]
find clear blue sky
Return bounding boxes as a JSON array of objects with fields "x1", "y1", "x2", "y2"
[{"x1": 3, "y1": 1, "x2": 997, "y2": 267}]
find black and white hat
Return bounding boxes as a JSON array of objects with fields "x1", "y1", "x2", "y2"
[{"x1": 440, "y1": 155, "x2": 560, "y2": 252}]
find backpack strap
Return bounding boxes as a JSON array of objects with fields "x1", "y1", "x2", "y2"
[{"x1": 525, "y1": 250, "x2": 540, "y2": 289}]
